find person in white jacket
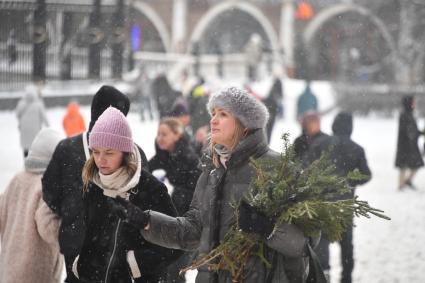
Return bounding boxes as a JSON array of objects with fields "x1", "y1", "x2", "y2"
[
  {"x1": 0, "y1": 128, "x2": 63, "y2": 283},
  {"x1": 15, "y1": 83, "x2": 49, "y2": 157}
]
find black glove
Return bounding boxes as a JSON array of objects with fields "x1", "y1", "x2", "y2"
[
  {"x1": 237, "y1": 200, "x2": 274, "y2": 238},
  {"x1": 108, "y1": 196, "x2": 150, "y2": 229}
]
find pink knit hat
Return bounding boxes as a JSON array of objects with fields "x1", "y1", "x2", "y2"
[{"x1": 89, "y1": 106, "x2": 133, "y2": 152}]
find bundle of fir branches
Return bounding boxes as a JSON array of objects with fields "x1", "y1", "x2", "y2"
[{"x1": 182, "y1": 134, "x2": 390, "y2": 282}]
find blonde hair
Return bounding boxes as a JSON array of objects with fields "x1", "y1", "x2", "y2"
[
  {"x1": 210, "y1": 116, "x2": 247, "y2": 168},
  {"x1": 82, "y1": 152, "x2": 137, "y2": 193},
  {"x1": 159, "y1": 117, "x2": 184, "y2": 136}
]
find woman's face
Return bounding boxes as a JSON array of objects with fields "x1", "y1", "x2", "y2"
[
  {"x1": 210, "y1": 108, "x2": 237, "y2": 149},
  {"x1": 156, "y1": 124, "x2": 180, "y2": 152},
  {"x1": 92, "y1": 147, "x2": 124, "y2": 175}
]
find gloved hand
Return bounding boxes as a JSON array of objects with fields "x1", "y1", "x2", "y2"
[
  {"x1": 108, "y1": 196, "x2": 150, "y2": 229},
  {"x1": 237, "y1": 200, "x2": 274, "y2": 238}
]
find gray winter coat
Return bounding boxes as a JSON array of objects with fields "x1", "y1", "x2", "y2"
[{"x1": 142, "y1": 129, "x2": 308, "y2": 283}]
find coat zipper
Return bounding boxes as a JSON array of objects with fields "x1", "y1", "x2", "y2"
[{"x1": 105, "y1": 218, "x2": 121, "y2": 283}]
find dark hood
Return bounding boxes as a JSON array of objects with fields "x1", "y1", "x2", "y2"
[
  {"x1": 89, "y1": 85, "x2": 130, "y2": 132},
  {"x1": 332, "y1": 112, "x2": 353, "y2": 137}
]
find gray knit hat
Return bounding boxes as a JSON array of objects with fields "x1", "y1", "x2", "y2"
[
  {"x1": 25, "y1": 128, "x2": 63, "y2": 173},
  {"x1": 207, "y1": 86, "x2": 269, "y2": 129}
]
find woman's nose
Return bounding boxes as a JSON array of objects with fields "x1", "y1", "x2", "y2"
[
  {"x1": 98, "y1": 155, "x2": 106, "y2": 164},
  {"x1": 210, "y1": 115, "x2": 217, "y2": 125}
]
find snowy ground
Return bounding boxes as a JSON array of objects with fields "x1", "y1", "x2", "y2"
[{"x1": 0, "y1": 79, "x2": 424, "y2": 282}]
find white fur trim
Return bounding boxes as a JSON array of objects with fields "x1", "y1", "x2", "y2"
[
  {"x1": 127, "y1": 250, "x2": 142, "y2": 278},
  {"x1": 72, "y1": 255, "x2": 80, "y2": 279},
  {"x1": 82, "y1": 132, "x2": 90, "y2": 160}
]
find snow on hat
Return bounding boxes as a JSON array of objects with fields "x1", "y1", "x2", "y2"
[
  {"x1": 89, "y1": 85, "x2": 130, "y2": 131},
  {"x1": 207, "y1": 86, "x2": 269, "y2": 129},
  {"x1": 25, "y1": 128, "x2": 63, "y2": 173},
  {"x1": 89, "y1": 106, "x2": 133, "y2": 152}
]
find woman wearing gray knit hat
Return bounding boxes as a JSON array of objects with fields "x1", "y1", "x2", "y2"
[
  {"x1": 110, "y1": 87, "x2": 310, "y2": 283},
  {"x1": 73, "y1": 107, "x2": 181, "y2": 283}
]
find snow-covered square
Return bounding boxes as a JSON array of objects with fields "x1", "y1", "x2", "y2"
[{"x1": 0, "y1": 79, "x2": 424, "y2": 283}]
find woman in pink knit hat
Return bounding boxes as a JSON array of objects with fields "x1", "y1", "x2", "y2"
[{"x1": 72, "y1": 106, "x2": 181, "y2": 283}]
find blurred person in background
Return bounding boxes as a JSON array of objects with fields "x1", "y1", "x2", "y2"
[
  {"x1": 135, "y1": 69, "x2": 154, "y2": 121},
  {"x1": 170, "y1": 99, "x2": 205, "y2": 155},
  {"x1": 293, "y1": 111, "x2": 329, "y2": 162},
  {"x1": 7, "y1": 28, "x2": 17, "y2": 65},
  {"x1": 244, "y1": 33, "x2": 263, "y2": 82},
  {"x1": 63, "y1": 101, "x2": 86, "y2": 137},
  {"x1": 306, "y1": 112, "x2": 372, "y2": 283},
  {"x1": 395, "y1": 95, "x2": 424, "y2": 190},
  {"x1": 42, "y1": 85, "x2": 149, "y2": 283},
  {"x1": 149, "y1": 117, "x2": 201, "y2": 217},
  {"x1": 263, "y1": 75, "x2": 284, "y2": 143},
  {"x1": 170, "y1": 98, "x2": 191, "y2": 132},
  {"x1": 15, "y1": 82, "x2": 49, "y2": 157},
  {"x1": 149, "y1": 117, "x2": 201, "y2": 283},
  {"x1": 188, "y1": 77, "x2": 210, "y2": 154},
  {"x1": 0, "y1": 128, "x2": 63, "y2": 283},
  {"x1": 296, "y1": 81, "x2": 318, "y2": 122},
  {"x1": 151, "y1": 74, "x2": 181, "y2": 119}
]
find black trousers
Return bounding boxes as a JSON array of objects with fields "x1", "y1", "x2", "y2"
[{"x1": 315, "y1": 226, "x2": 354, "y2": 283}]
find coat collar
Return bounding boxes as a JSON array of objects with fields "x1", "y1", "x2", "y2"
[{"x1": 202, "y1": 129, "x2": 269, "y2": 171}]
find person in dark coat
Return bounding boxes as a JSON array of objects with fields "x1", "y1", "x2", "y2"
[
  {"x1": 309, "y1": 112, "x2": 372, "y2": 283},
  {"x1": 149, "y1": 117, "x2": 201, "y2": 283},
  {"x1": 149, "y1": 117, "x2": 201, "y2": 215},
  {"x1": 263, "y1": 77, "x2": 283, "y2": 143},
  {"x1": 73, "y1": 107, "x2": 180, "y2": 283},
  {"x1": 42, "y1": 85, "x2": 149, "y2": 283},
  {"x1": 293, "y1": 111, "x2": 330, "y2": 163},
  {"x1": 395, "y1": 95, "x2": 424, "y2": 190},
  {"x1": 187, "y1": 77, "x2": 209, "y2": 131},
  {"x1": 292, "y1": 112, "x2": 331, "y2": 281},
  {"x1": 170, "y1": 99, "x2": 205, "y2": 156},
  {"x1": 151, "y1": 74, "x2": 181, "y2": 118},
  {"x1": 109, "y1": 87, "x2": 310, "y2": 283}
]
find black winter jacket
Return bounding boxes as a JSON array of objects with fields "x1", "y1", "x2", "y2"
[
  {"x1": 293, "y1": 131, "x2": 330, "y2": 163},
  {"x1": 148, "y1": 134, "x2": 201, "y2": 215},
  {"x1": 42, "y1": 133, "x2": 148, "y2": 258},
  {"x1": 395, "y1": 111, "x2": 424, "y2": 168},
  {"x1": 75, "y1": 169, "x2": 181, "y2": 283},
  {"x1": 305, "y1": 117, "x2": 371, "y2": 199},
  {"x1": 309, "y1": 135, "x2": 372, "y2": 199}
]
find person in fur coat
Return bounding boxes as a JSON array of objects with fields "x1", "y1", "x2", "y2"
[{"x1": 0, "y1": 128, "x2": 63, "y2": 283}]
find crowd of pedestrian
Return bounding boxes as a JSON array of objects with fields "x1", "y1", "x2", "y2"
[{"x1": 1, "y1": 72, "x2": 423, "y2": 283}]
